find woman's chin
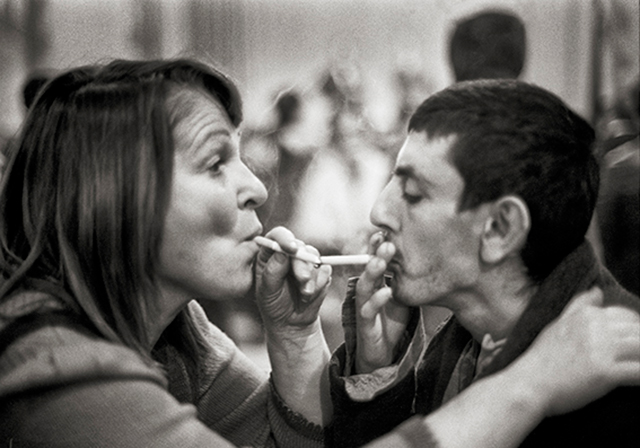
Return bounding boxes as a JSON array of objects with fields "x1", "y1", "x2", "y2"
[{"x1": 200, "y1": 280, "x2": 253, "y2": 302}]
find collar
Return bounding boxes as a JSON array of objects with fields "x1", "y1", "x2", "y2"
[{"x1": 476, "y1": 240, "x2": 600, "y2": 379}]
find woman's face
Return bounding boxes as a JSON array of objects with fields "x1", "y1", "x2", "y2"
[{"x1": 157, "y1": 89, "x2": 267, "y2": 301}]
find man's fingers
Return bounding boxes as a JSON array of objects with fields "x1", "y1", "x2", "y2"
[
  {"x1": 356, "y1": 257, "x2": 387, "y2": 304},
  {"x1": 368, "y1": 231, "x2": 387, "y2": 255},
  {"x1": 360, "y1": 287, "x2": 393, "y2": 321},
  {"x1": 356, "y1": 242, "x2": 395, "y2": 305}
]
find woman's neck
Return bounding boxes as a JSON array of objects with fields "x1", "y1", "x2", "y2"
[{"x1": 145, "y1": 284, "x2": 191, "y2": 348}]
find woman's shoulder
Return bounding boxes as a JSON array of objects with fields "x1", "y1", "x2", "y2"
[
  {"x1": 187, "y1": 299, "x2": 238, "y2": 347},
  {"x1": 0, "y1": 292, "x2": 167, "y2": 399}
]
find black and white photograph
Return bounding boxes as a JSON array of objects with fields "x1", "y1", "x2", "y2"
[{"x1": 1, "y1": 0, "x2": 638, "y2": 446}]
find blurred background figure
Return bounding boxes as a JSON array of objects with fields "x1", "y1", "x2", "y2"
[
  {"x1": 285, "y1": 61, "x2": 393, "y2": 350},
  {"x1": 448, "y1": 9, "x2": 526, "y2": 82},
  {"x1": 21, "y1": 70, "x2": 52, "y2": 110},
  {"x1": 595, "y1": 78, "x2": 639, "y2": 296},
  {"x1": 289, "y1": 61, "x2": 391, "y2": 258},
  {"x1": 248, "y1": 88, "x2": 318, "y2": 232},
  {"x1": 378, "y1": 64, "x2": 434, "y2": 162},
  {"x1": 1, "y1": 69, "x2": 53, "y2": 177}
]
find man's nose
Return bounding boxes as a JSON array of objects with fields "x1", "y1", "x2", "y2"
[{"x1": 370, "y1": 181, "x2": 399, "y2": 233}]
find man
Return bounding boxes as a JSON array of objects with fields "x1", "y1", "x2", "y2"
[{"x1": 327, "y1": 79, "x2": 640, "y2": 447}]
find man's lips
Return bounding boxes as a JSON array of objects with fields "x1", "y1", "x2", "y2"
[{"x1": 387, "y1": 256, "x2": 402, "y2": 270}]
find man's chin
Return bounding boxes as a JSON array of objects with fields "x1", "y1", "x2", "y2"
[
  {"x1": 391, "y1": 280, "x2": 438, "y2": 308},
  {"x1": 389, "y1": 280, "x2": 413, "y2": 306}
]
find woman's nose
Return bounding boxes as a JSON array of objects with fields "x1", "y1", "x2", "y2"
[{"x1": 237, "y1": 162, "x2": 268, "y2": 210}]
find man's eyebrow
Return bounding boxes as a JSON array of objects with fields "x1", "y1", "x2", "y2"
[{"x1": 393, "y1": 165, "x2": 414, "y2": 178}]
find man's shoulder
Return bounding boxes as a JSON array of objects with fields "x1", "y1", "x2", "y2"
[
  {"x1": 526, "y1": 385, "x2": 640, "y2": 447},
  {"x1": 599, "y1": 266, "x2": 640, "y2": 312}
]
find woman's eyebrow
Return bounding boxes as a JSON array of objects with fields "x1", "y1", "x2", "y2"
[{"x1": 188, "y1": 125, "x2": 230, "y2": 155}]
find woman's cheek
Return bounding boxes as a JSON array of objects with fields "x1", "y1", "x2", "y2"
[{"x1": 208, "y1": 193, "x2": 237, "y2": 236}]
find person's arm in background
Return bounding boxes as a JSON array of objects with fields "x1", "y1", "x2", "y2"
[
  {"x1": 364, "y1": 287, "x2": 640, "y2": 448},
  {"x1": 255, "y1": 227, "x2": 333, "y2": 426}
]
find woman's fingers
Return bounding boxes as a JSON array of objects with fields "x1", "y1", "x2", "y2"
[{"x1": 292, "y1": 243, "x2": 319, "y2": 290}]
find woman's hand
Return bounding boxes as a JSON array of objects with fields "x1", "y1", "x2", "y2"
[
  {"x1": 254, "y1": 226, "x2": 332, "y2": 334},
  {"x1": 514, "y1": 286, "x2": 640, "y2": 417},
  {"x1": 355, "y1": 232, "x2": 411, "y2": 374},
  {"x1": 254, "y1": 227, "x2": 333, "y2": 425}
]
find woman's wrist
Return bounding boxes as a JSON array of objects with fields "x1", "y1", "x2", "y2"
[
  {"x1": 264, "y1": 317, "x2": 324, "y2": 347},
  {"x1": 266, "y1": 317, "x2": 332, "y2": 425},
  {"x1": 496, "y1": 355, "x2": 550, "y2": 421}
]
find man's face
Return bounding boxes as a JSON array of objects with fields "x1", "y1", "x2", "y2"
[{"x1": 370, "y1": 132, "x2": 488, "y2": 308}]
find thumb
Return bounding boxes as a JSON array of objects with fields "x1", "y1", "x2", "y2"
[
  {"x1": 564, "y1": 286, "x2": 604, "y2": 314},
  {"x1": 259, "y1": 252, "x2": 291, "y2": 298}
]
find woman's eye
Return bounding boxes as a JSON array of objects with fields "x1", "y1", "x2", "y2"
[{"x1": 207, "y1": 157, "x2": 224, "y2": 174}]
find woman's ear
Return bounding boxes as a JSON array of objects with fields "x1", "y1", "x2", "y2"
[{"x1": 480, "y1": 195, "x2": 531, "y2": 264}]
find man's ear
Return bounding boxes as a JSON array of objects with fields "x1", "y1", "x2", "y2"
[{"x1": 480, "y1": 195, "x2": 531, "y2": 264}]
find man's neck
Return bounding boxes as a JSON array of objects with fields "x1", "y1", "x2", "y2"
[{"x1": 437, "y1": 271, "x2": 538, "y2": 343}]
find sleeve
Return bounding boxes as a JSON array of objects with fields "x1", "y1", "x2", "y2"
[
  {"x1": 186, "y1": 301, "x2": 324, "y2": 448},
  {"x1": 325, "y1": 277, "x2": 425, "y2": 448},
  {"x1": 0, "y1": 377, "x2": 238, "y2": 448},
  {"x1": 364, "y1": 416, "x2": 441, "y2": 448},
  {"x1": 0, "y1": 322, "x2": 240, "y2": 448}
]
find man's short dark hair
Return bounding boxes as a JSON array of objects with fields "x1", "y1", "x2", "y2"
[{"x1": 408, "y1": 79, "x2": 598, "y2": 282}]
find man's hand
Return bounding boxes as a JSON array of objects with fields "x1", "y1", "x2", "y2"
[
  {"x1": 512, "y1": 286, "x2": 640, "y2": 417},
  {"x1": 355, "y1": 232, "x2": 411, "y2": 374}
]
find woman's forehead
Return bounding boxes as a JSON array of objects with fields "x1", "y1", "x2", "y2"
[
  {"x1": 167, "y1": 86, "x2": 228, "y2": 123},
  {"x1": 170, "y1": 89, "x2": 231, "y2": 131}
]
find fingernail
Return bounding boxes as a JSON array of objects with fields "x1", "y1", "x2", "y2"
[
  {"x1": 303, "y1": 280, "x2": 315, "y2": 295},
  {"x1": 274, "y1": 252, "x2": 287, "y2": 264}
]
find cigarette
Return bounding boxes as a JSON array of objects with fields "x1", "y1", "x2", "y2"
[
  {"x1": 319, "y1": 254, "x2": 373, "y2": 266},
  {"x1": 254, "y1": 236, "x2": 322, "y2": 265}
]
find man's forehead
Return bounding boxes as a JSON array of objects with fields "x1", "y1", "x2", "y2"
[{"x1": 396, "y1": 132, "x2": 457, "y2": 173}]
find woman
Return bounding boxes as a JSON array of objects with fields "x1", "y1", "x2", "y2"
[
  {"x1": 0, "y1": 59, "x2": 638, "y2": 448},
  {"x1": 0, "y1": 59, "x2": 331, "y2": 447}
]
